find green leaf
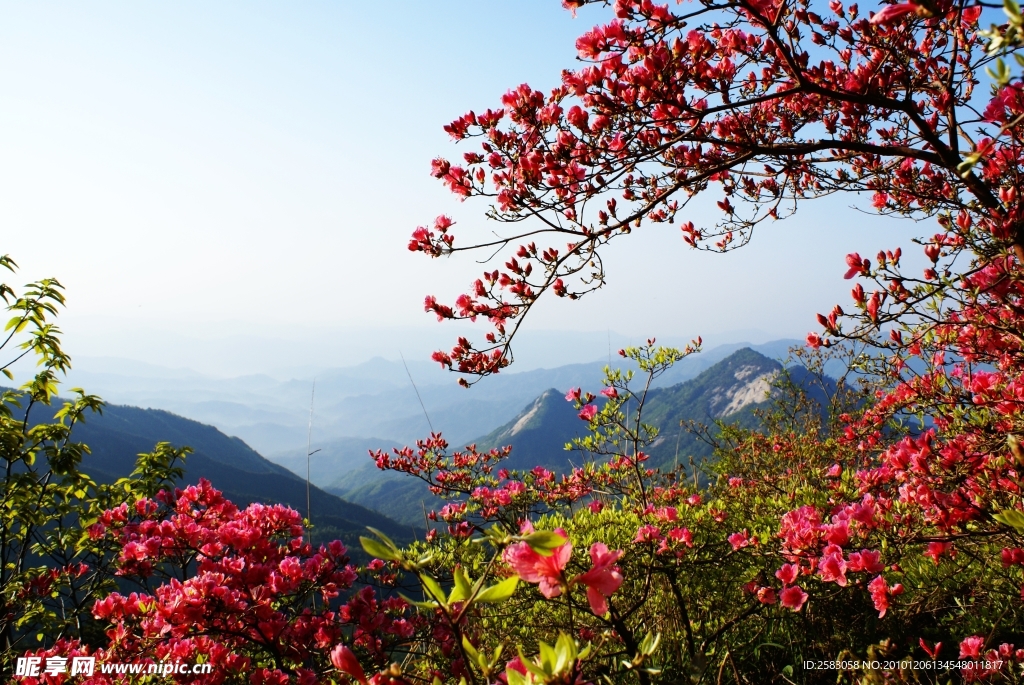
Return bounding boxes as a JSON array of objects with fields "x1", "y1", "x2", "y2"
[
  {"x1": 476, "y1": 576, "x2": 519, "y2": 604},
  {"x1": 461, "y1": 636, "x2": 483, "y2": 667},
  {"x1": 554, "y1": 633, "x2": 577, "y2": 674},
  {"x1": 639, "y1": 632, "x2": 661, "y2": 656},
  {"x1": 539, "y1": 641, "x2": 557, "y2": 674},
  {"x1": 518, "y1": 646, "x2": 547, "y2": 678},
  {"x1": 449, "y1": 566, "x2": 473, "y2": 603},
  {"x1": 398, "y1": 592, "x2": 439, "y2": 610},
  {"x1": 523, "y1": 530, "x2": 567, "y2": 556},
  {"x1": 360, "y1": 536, "x2": 400, "y2": 561},
  {"x1": 365, "y1": 527, "x2": 399, "y2": 550},
  {"x1": 420, "y1": 573, "x2": 447, "y2": 605},
  {"x1": 994, "y1": 509, "x2": 1024, "y2": 532},
  {"x1": 506, "y1": 669, "x2": 529, "y2": 685}
]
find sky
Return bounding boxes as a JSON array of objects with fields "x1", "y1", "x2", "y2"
[{"x1": 0, "y1": 1, "x2": 929, "y2": 377}]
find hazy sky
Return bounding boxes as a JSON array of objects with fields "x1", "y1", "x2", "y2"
[{"x1": 0, "y1": 1, "x2": 929, "y2": 375}]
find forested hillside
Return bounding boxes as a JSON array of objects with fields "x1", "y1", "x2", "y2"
[
  {"x1": 330, "y1": 348, "x2": 827, "y2": 525},
  {"x1": 59, "y1": 401, "x2": 412, "y2": 542}
]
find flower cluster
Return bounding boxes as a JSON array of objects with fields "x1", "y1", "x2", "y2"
[{"x1": 75, "y1": 479, "x2": 417, "y2": 683}]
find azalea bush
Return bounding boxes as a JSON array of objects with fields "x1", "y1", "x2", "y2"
[
  {"x1": 0, "y1": 256, "x2": 419, "y2": 684},
  {"x1": 17, "y1": 478, "x2": 419, "y2": 685},
  {"x1": 386, "y1": 0, "x2": 1024, "y2": 679}
]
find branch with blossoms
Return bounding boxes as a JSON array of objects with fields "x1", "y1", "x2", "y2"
[
  {"x1": 357, "y1": 522, "x2": 630, "y2": 685},
  {"x1": 805, "y1": 217, "x2": 1024, "y2": 440},
  {"x1": 373, "y1": 443, "x2": 637, "y2": 540},
  {"x1": 410, "y1": 0, "x2": 1022, "y2": 380}
]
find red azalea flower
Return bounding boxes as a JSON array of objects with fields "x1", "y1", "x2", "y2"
[
  {"x1": 779, "y1": 585, "x2": 809, "y2": 612},
  {"x1": 573, "y1": 543, "x2": 624, "y2": 616},
  {"x1": 331, "y1": 645, "x2": 367, "y2": 685},
  {"x1": 503, "y1": 530, "x2": 572, "y2": 598}
]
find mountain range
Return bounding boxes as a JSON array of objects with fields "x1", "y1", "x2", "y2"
[
  {"x1": 31, "y1": 341, "x2": 834, "y2": 541},
  {"x1": 60, "y1": 339, "x2": 806, "y2": 458},
  {"x1": 327, "y1": 347, "x2": 832, "y2": 526}
]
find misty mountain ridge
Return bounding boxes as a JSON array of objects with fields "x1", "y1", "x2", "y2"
[
  {"x1": 60, "y1": 339, "x2": 808, "y2": 458},
  {"x1": 329, "y1": 347, "x2": 832, "y2": 525}
]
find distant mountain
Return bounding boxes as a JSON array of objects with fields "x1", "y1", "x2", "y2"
[
  {"x1": 331, "y1": 348, "x2": 829, "y2": 525},
  {"x1": 61, "y1": 340, "x2": 808, "y2": 456},
  {"x1": 465, "y1": 348, "x2": 793, "y2": 473},
  {"x1": 59, "y1": 402, "x2": 412, "y2": 544},
  {"x1": 472, "y1": 389, "x2": 590, "y2": 472},
  {"x1": 642, "y1": 347, "x2": 783, "y2": 469},
  {"x1": 325, "y1": 389, "x2": 591, "y2": 526}
]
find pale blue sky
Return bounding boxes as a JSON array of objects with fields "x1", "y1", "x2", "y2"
[{"x1": 0, "y1": 1, "x2": 927, "y2": 375}]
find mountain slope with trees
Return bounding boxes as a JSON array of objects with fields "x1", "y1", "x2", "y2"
[
  {"x1": 64, "y1": 402, "x2": 412, "y2": 542},
  {"x1": 330, "y1": 348, "x2": 823, "y2": 525}
]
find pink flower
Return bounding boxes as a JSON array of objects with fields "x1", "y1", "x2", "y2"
[
  {"x1": 653, "y1": 507, "x2": 678, "y2": 522},
  {"x1": 847, "y1": 549, "x2": 884, "y2": 573},
  {"x1": 573, "y1": 543, "x2": 624, "y2": 615},
  {"x1": 920, "y1": 639, "x2": 942, "y2": 659},
  {"x1": 960, "y1": 636, "x2": 985, "y2": 659},
  {"x1": 756, "y1": 587, "x2": 777, "y2": 605},
  {"x1": 775, "y1": 563, "x2": 800, "y2": 585},
  {"x1": 867, "y1": 575, "x2": 903, "y2": 617},
  {"x1": 565, "y1": 387, "x2": 582, "y2": 402},
  {"x1": 867, "y1": 292, "x2": 881, "y2": 322},
  {"x1": 1004, "y1": 547, "x2": 1024, "y2": 567},
  {"x1": 503, "y1": 529, "x2": 572, "y2": 598},
  {"x1": 667, "y1": 527, "x2": 693, "y2": 546},
  {"x1": 961, "y1": 4, "x2": 981, "y2": 23},
  {"x1": 600, "y1": 387, "x2": 618, "y2": 398},
  {"x1": 505, "y1": 656, "x2": 528, "y2": 676},
  {"x1": 728, "y1": 530, "x2": 752, "y2": 550},
  {"x1": 779, "y1": 585, "x2": 809, "y2": 612},
  {"x1": 330, "y1": 645, "x2": 367, "y2": 684},
  {"x1": 578, "y1": 404, "x2": 598, "y2": 421},
  {"x1": 926, "y1": 542, "x2": 955, "y2": 565},
  {"x1": 869, "y1": 2, "x2": 918, "y2": 24},
  {"x1": 818, "y1": 545, "x2": 848, "y2": 586},
  {"x1": 633, "y1": 525, "x2": 663, "y2": 544},
  {"x1": 825, "y1": 520, "x2": 850, "y2": 546},
  {"x1": 844, "y1": 252, "x2": 869, "y2": 279}
]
